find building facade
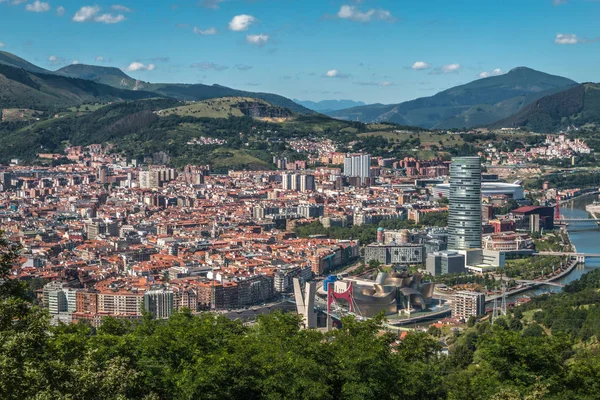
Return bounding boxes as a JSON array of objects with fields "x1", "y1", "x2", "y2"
[
  {"x1": 364, "y1": 243, "x2": 425, "y2": 265},
  {"x1": 144, "y1": 289, "x2": 174, "y2": 319},
  {"x1": 343, "y1": 154, "x2": 371, "y2": 182},
  {"x1": 426, "y1": 250, "x2": 466, "y2": 276},
  {"x1": 452, "y1": 291, "x2": 485, "y2": 319},
  {"x1": 448, "y1": 157, "x2": 482, "y2": 250}
]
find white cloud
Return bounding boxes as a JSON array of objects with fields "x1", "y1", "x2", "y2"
[
  {"x1": 112, "y1": 4, "x2": 132, "y2": 12},
  {"x1": 190, "y1": 62, "x2": 228, "y2": 71},
  {"x1": 555, "y1": 33, "x2": 580, "y2": 44},
  {"x1": 72, "y1": 60, "x2": 79, "y2": 65},
  {"x1": 235, "y1": 64, "x2": 253, "y2": 71},
  {"x1": 325, "y1": 69, "x2": 350, "y2": 78},
  {"x1": 441, "y1": 63, "x2": 461, "y2": 73},
  {"x1": 56, "y1": 6, "x2": 65, "y2": 16},
  {"x1": 25, "y1": 0, "x2": 50, "y2": 12},
  {"x1": 0, "y1": 41, "x2": 4, "y2": 48},
  {"x1": 246, "y1": 33, "x2": 269, "y2": 46},
  {"x1": 72, "y1": 6, "x2": 125, "y2": 23},
  {"x1": 126, "y1": 62, "x2": 155, "y2": 71},
  {"x1": 96, "y1": 56, "x2": 104, "y2": 62},
  {"x1": 72, "y1": 5, "x2": 100, "y2": 22},
  {"x1": 411, "y1": 61, "x2": 431, "y2": 70},
  {"x1": 193, "y1": 26, "x2": 217, "y2": 35},
  {"x1": 336, "y1": 5, "x2": 394, "y2": 23},
  {"x1": 380, "y1": 81, "x2": 393, "y2": 87},
  {"x1": 229, "y1": 14, "x2": 256, "y2": 31},
  {"x1": 11, "y1": 0, "x2": 27, "y2": 5},
  {"x1": 48, "y1": 55, "x2": 67, "y2": 65},
  {"x1": 553, "y1": 0, "x2": 568, "y2": 5},
  {"x1": 479, "y1": 68, "x2": 503, "y2": 78},
  {"x1": 95, "y1": 13, "x2": 126, "y2": 23}
]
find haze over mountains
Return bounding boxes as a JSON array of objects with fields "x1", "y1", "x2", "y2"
[
  {"x1": 293, "y1": 99, "x2": 366, "y2": 113},
  {"x1": 326, "y1": 67, "x2": 578, "y2": 129}
]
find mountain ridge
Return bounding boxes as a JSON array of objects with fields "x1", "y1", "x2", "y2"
[
  {"x1": 326, "y1": 67, "x2": 578, "y2": 129},
  {"x1": 489, "y1": 83, "x2": 600, "y2": 131},
  {"x1": 0, "y1": 51, "x2": 313, "y2": 114}
]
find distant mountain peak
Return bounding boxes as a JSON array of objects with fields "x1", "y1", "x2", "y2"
[
  {"x1": 57, "y1": 64, "x2": 133, "y2": 80},
  {"x1": 508, "y1": 66, "x2": 534, "y2": 73}
]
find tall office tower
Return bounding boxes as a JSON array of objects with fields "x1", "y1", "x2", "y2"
[
  {"x1": 448, "y1": 156, "x2": 482, "y2": 250},
  {"x1": 343, "y1": 154, "x2": 371, "y2": 182}
]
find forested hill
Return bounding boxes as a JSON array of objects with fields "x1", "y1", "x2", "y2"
[
  {"x1": 0, "y1": 51, "x2": 314, "y2": 114},
  {"x1": 3, "y1": 228, "x2": 600, "y2": 399},
  {"x1": 0, "y1": 63, "x2": 159, "y2": 110},
  {"x1": 0, "y1": 98, "x2": 359, "y2": 168},
  {"x1": 490, "y1": 83, "x2": 600, "y2": 131}
]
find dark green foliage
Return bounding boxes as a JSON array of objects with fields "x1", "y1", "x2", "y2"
[
  {"x1": 295, "y1": 216, "x2": 446, "y2": 244},
  {"x1": 492, "y1": 83, "x2": 600, "y2": 132},
  {"x1": 527, "y1": 170, "x2": 600, "y2": 190}
]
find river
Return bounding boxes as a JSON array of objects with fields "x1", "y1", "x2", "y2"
[{"x1": 507, "y1": 195, "x2": 600, "y2": 300}]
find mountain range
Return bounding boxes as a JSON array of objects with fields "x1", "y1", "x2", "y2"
[
  {"x1": 293, "y1": 99, "x2": 366, "y2": 113},
  {"x1": 326, "y1": 67, "x2": 578, "y2": 129},
  {"x1": 1, "y1": 51, "x2": 599, "y2": 133},
  {"x1": 0, "y1": 51, "x2": 312, "y2": 114}
]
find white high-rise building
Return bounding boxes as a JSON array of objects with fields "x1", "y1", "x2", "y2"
[
  {"x1": 343, "y1": 154, "x2": 371, "y2": 181},
  {"x1": 281, "y1": 173, "x2": 315, "y2": 192}
]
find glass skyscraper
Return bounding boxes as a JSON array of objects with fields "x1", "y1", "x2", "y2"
[{"x1": 448, "y1": 156, "x2": 482, "y2": 250}]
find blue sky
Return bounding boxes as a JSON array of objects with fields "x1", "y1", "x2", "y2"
[{"x1": 0, "y1": 0, "x2": 599, "y2": 104}]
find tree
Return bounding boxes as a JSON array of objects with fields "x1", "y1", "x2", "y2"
[
  {"x1": 0, "y1": 231, "x2": 26, "y2": 300},
  {"x1": 428, "y1": 325, "x2": 442, "y2": 337}
]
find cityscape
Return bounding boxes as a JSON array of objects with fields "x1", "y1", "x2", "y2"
[{"x1": 2, "y1": 0, "x2": 600, "y2": 398}]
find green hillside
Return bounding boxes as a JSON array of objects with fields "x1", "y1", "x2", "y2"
[
  {"x1": 157, "y1": 97, "x2": 294, "y2": 119},
  {"x1": 327, "y1": 67, "x2": 577, "y2": 129},
  {"x1": 0, "y1": 50, "x2": 50, "y2": 74},
  {"x1": 0, "y1": 97, "x2": 359, "y2": 169},
  {"x1": 53, "y1": 60, "x2": 313, "y2": 114},
  {"x1": 0, "y1": 63, "x2": 159, "y2": 110},
  {"x1": 57, "y1": 64, "x2": 136, "y2": 88},
  {"x1": 491, "y1": 83, "x2": 600, "y2": 132}
]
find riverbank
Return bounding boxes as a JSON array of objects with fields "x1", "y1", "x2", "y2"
[
  {"x1": 558, "y1": 189, "x2": 599, "y2": 205},
  {"x1": 585, "y1": 203, "x2": 600, "y2": 220}
]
